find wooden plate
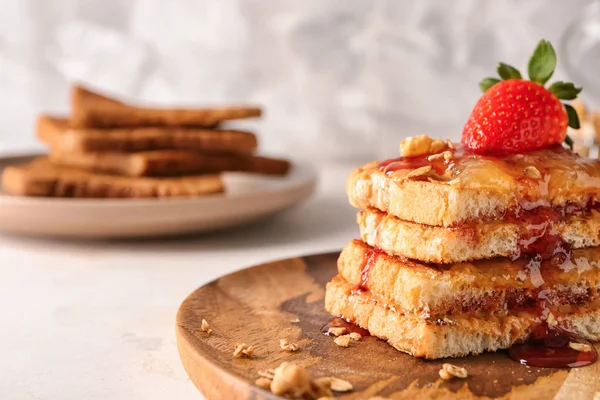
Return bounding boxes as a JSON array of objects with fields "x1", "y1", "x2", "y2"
[
  {"x1": 0, "y1": 153, "x2": 316, "y2": 238},
  {"x1": 176, "y1": 252, "x2": 600, "y2": 400}
]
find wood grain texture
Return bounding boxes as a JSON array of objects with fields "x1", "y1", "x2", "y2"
[{"x1": 176, "y1": 252, "x2": 600, "y2": 400}]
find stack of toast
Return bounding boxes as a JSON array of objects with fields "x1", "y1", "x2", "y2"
[
  {"x1": 325, "y1": 135, "x2": 600, "y2": 359},
  {"x1": 2, "y1": 86, "x2": 290, "y2": 198}
]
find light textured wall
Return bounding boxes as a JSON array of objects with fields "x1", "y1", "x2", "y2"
[{"x1": 0, "y1": 0, "x2": 592, "y2": 161}]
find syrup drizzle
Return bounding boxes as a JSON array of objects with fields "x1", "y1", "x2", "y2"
[{"x1": 321, "y1": 317, "x2": 370, "y2": 337}]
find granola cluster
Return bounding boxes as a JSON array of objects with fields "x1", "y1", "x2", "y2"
[{"x1": 399, "y1": 134, "x2": 451, "y2": 157}]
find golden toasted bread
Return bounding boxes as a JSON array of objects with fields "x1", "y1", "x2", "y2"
[
  {"x1": 2, "y1": 157, "x2": 224, "y2": 198},
  {"x1": 48, "y1": 150, "x2": 291, "y2": 177},
  {"x1": 325, "y1": 276, "x2": 600, "y2": 359},
  {"x1": 348, "y1": 145, "x2": 600, "y2": 227},
  {"x1": 37, "y1": 115, "x2": 257, "y2": 155},
  {"x1": 70, "y1": 85, "x2": 262, "y2": 128},
  {"x1": 338, "y1": 239, "x2": 600, "y2": 318},
  {"x1": 358, "y1": 208, "x2": 600, "y2": 263}
]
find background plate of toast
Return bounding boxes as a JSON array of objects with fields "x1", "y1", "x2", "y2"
[
  {"x1": 0, "y1": 153, "x2": 316, "y2": 238},
  {"x1": 0, "y1": 86, "x2": 316, "y2": 238}
]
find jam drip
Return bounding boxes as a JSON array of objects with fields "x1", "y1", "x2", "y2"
[
  {"x1": 509, "y1": 323, "x2": 597, "y2": 368},
  {"x1": 355, "y1": 248, "x2": 384, "y2": 292},
  {"x1": 507, "y1": 206, "x2": 574, "y2": 263},
  {"x1": 321, "y1": 317, "x2": 370, "y2": 337}
]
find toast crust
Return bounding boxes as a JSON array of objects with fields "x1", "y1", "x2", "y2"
[
  {"x1": 2, "y1": 157, "x2": 224, "y2": 198},
  {"x1": 338, "y1": 239, "x2": 600, "y2": 318},
  {"x1": 348, "y1": 145, "x2": 600, "y2": 227},
  {"x1": 358, "y1": 208, "x2": 600, "y2": 263},
  {"x1": 70, "y1": 85, "x2": 262, "y2": 128},
  {"x1": 325, "y1": 276, "x2": 600, "y2": 359},
  {"x1": 48, "y1": 151, "x2": 291, "y2": 177},
  {"x1": 37, "y1": 116, "x2": 258, "y2": 155}
]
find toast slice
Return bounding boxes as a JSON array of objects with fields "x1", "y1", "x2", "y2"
[
  {"x1": 337, "y1": 240, "x2": 600, "y2": 318},
  {"x1": 2, "y1": 157, "x2": 224, "y2": 198},
  {"x1": 358, "y1": 208, "x2": 600, "y2": 263},
  {"x1": 48, "y1": 150, "x2": 291, "y2": 177},
  {"x1": 37, "y1": 116, "x2": 258, "y2": 155},
  {"x1": 347, "y1": 144, "x2": 600, "y2": 227},
  {"x1": 70, "y1": 85, "x2": 262, "y2": 128},
  {"x1": 325, "y1": 276, "x2": 600, "y2": 359}
]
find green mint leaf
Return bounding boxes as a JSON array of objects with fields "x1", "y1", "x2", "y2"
[
  {"x1": 527, "y1": 39, "x2": 557, "y2": 84},
  {"x1": 479, "y1": 77, "x2": 501, "y2": 93},
  {"x1": 497, "y1": 63, "x2": 522, "y2": 80},
  {"x1": 548, "y1": 81, "x2": 582, "y2": 100},
  {"x1": 564, "y1": 134, "x2": 574, "y2": 150},
  {"x1": 565, "y1": 103, "x2": 581, "y2": 129}
]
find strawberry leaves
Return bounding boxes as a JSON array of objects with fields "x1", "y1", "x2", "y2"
[
  {"x1": 528, "y1": 40, "x2": 557, "y2": 85},
  {"x1": 564, "y1": 104, "x2": 581, "y2": 129},
  {"x1": 479, "y1": 77, "x2": 501, "y2": 92},
  {"x1": 564, "y1": 134, "x2": 574, "y2": 150},
  {"x1": 549, "y1": 81, "x2": 582, "y2": 100},
  {"x1": 497, "y1": 63, "x2": 522, "y2": 80}
]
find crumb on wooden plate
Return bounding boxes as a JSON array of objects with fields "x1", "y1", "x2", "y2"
[
  {"x1": 439, "y1": 363, "x2": 468, "y2": 380},
  {"x1": 334, "y1": 335, "x2": 351, "y2": 347},
  {"x1": 233, "y1": 343, "x2": 254, "y2": 358},
  {"x1": 280, "y1": 338, "x2": 299, "y2": 352},
  {"x1": 327, "y1": 327, "x2": 346, "y2": 336},
  {"x1": 200, "y1": 319, "x2": 213, "y2": 335}
]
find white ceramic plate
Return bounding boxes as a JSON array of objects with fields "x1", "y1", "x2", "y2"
[{"x1": 0, "y1": 154, "x2": 317, "y2": 238}]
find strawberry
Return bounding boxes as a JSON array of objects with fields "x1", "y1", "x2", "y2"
[{"x1": 462, "y1": 40, "x2": 581, "y2": 154}]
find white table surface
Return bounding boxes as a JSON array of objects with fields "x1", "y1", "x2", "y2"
[{"x1": 0, "y1": 164, "x2": 358, "y2": 400}]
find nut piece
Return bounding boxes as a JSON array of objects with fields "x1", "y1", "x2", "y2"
[
  {"x1": 427, "y1": 150, "x2": 454, "y2": 162},
  {"x1": 233, "y1": 343, "x2": 254, "y2": 358},
  {"x1": 439, "y1": 363, "x2": 468, "y2": 380},
  {"x1": 200, "y1": 319, "x2": 212, "y2": 335},
  {"x1": 400, "y1": 134, "x2": 447, "y2": 157},
  {"x1": 327, "y1": 327, "x2": 346, "y2": 336},
  {"x1": 255, "y1": 377, "x2": 272, "y2": 390},
  {"x1": 280, "y1": 338, "x2": 299, "y2": 352},
  {"x1": 270, "y1": 362, "x2": 312, "y2": 397},
  {"x1": 349, "y1": 332, "x2": 362, "y2": 341},
  {"x1": 569, "y1": 342, "x2": 593, "y2": 352},
  {"x1": 427, "y1": 153, "x2": 444, "y2": 161},
  {"x1": 406, "y1": 165, "x2": 433, "y2": 179},
  {"x1": 329, "y1": 377, "x2": 353, "y2": 392},
  {"x1": 524, "y1": 166, "x2": 542, "y2": 179},
  {"x1": 334, "y1": 335, "x2": 351, "y2": 347}
]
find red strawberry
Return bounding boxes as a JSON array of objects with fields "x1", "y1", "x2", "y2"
[{"x1": 462, "y1": 40, "x2": 581, "y2": 154}]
